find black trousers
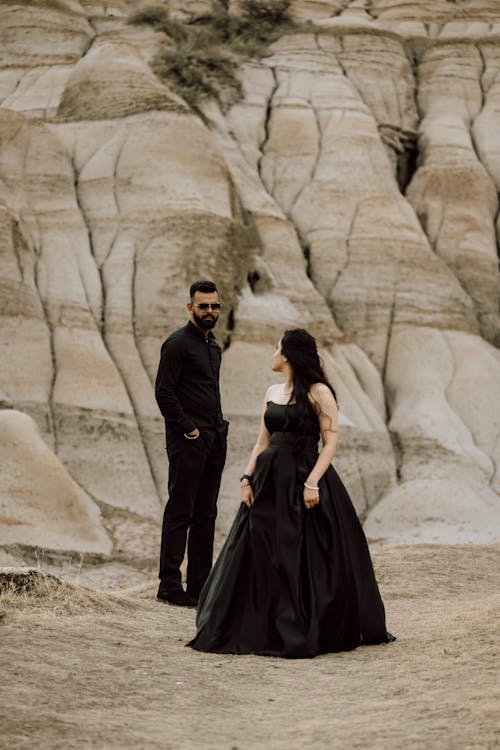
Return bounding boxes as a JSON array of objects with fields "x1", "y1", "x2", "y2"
[{"x1": 159, "y1": 426, "x2": 227, "y2": 596}]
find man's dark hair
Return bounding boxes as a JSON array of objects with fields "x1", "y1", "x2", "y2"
[{"x1": 190, "y1": 280, "x2": 218, "y2": 298}]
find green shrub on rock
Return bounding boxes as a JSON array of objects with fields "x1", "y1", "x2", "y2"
[{"x1": 128, "y1": 1, "x2": 293, "y2": 109}]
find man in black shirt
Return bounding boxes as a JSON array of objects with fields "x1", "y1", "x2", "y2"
[{"x1": 155, "y1": 280, "x2": 228, "y2": 607}]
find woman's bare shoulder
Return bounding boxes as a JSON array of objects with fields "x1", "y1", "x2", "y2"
[
  {"x1": 309, "y1": 382, "x2": 337, "y2": 406},
  {"x1": 310, "y1": 382, "x2": 332, "y2": 397},
  {"x1": 263, "y1": 383, "x2": 282, "y2": 404},
  {"x1": 266, "y1": 383, "x2": 281, "y2": 397}
]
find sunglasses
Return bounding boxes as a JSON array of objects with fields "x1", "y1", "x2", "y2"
[{"x1": 193, "y1": 303, "x2": 222, "y2": 310}]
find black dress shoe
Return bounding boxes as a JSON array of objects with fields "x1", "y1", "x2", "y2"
[{"x1": 157, "y1": 588, "x2": 198, "y2": 608}]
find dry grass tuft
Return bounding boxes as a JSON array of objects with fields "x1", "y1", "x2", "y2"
[{"x1": 0, "y1": 567, "x2": 138, "y2": 620}]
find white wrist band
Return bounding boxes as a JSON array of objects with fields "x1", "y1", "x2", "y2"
[
  {"x1": 184, "y1": 431, "x2": 199, "y2": 439},
  {"x1": 304, "y1": 482, "x2": 319, "y2": 491}
]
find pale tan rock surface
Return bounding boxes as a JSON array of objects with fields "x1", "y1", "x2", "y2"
[
  {"x1": 0, "y1": 107, "x2": 160, "y2": 520},
  {"x1": 1, "y1": 0, "x2": 499, "y2": 560},
  {"x1": 0, "y1": 409, "x2": 111, "y2": 553},
  {"x1": 57, "y1": 36, "x2": 186, "y2": 121},
  {"x1": 406, "y1": 43, "x2": 500, "y2": 344},
  {"x1": 0, "y1": 2, "x2": 94, "y2": 68}
]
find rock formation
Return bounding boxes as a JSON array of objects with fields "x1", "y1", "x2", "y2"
[{"x1": 0, "y1": 0, "x2": 499, "y2": 563}]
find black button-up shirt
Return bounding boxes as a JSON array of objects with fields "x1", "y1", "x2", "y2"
[{"x1": 155, "y1": 321, "x2": 224, "y2": 439}]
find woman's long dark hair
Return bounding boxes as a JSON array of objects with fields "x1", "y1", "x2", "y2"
[{"x1": 281, "y1": 329, "x2": 337, "y2": 437}]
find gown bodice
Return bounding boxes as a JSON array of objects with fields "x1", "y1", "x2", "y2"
[{"x1": 264, "y1": 401, "x2": 319, "y2": 439}]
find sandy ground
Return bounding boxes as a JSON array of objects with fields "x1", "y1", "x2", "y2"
[{"x1": 0, "y1": 543, "x2": 499, "y2": 750}]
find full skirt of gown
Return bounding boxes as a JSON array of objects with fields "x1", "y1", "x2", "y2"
[{"x1": 188, "y1": 402, "x2": 393, "y2": 658}]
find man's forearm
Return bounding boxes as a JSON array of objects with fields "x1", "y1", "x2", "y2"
[{"x1": 155, "y1": 385, "x2": 196, "y2": 434}]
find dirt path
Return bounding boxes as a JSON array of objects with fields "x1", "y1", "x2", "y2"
[{"x1": 1, "y1": 544, "x2": 499, "y2": 750}]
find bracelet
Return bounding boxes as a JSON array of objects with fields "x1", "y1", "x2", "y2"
[
  {"x1": 240, "y1": 473, "x2": 253, "y2": 484},
  {"x1": 304, "y1": 482, "x2": 319, "y2": 491},
  {"x1": 184, "y1": 431, "x2": 199, "y2": 439}
]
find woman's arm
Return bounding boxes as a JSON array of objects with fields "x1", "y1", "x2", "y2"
[
  {"x1": 240, "y1": 389, "x2": 272, "y2": 507},
  {"x1": 303, "y1": 383, "x2": 339, "y2": 510}
]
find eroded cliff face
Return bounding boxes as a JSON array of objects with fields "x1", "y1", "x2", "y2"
[{"x1": 1, "y1": 0, "x2": 499, "y2": 561}]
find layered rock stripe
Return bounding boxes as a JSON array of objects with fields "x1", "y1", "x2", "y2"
[{"x1": 0, "y1": 0, "x2": 499, "y2": 555}]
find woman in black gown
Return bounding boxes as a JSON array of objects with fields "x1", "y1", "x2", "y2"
[{"x1": 188, "y1": 329, "x2": 394, "y2": 658}]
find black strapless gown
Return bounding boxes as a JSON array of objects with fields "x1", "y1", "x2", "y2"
[{"x1": 188, "y1": 402, "x2": 393, "y2": 658}]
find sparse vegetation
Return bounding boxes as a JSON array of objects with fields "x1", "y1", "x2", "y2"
[
  {"x1": 152, "y1": 43, "x2": 240, "y2": 109},
  {"x1": 128, "y1": 5, "x2": 187, "y2": 43},
  {"x1": 129, "y1": 1, "x2": 293, "y2": 109},
  {"x1": 0, "y1": 568, "x2": 136, "y2": 619},
  {"x1": 239, "y1": 0, "x2": 293, "y2": 39}
]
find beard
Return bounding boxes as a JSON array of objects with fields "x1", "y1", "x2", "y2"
[{"x1": 193, "y1": 310, "x2": 217, "y2": 330}]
